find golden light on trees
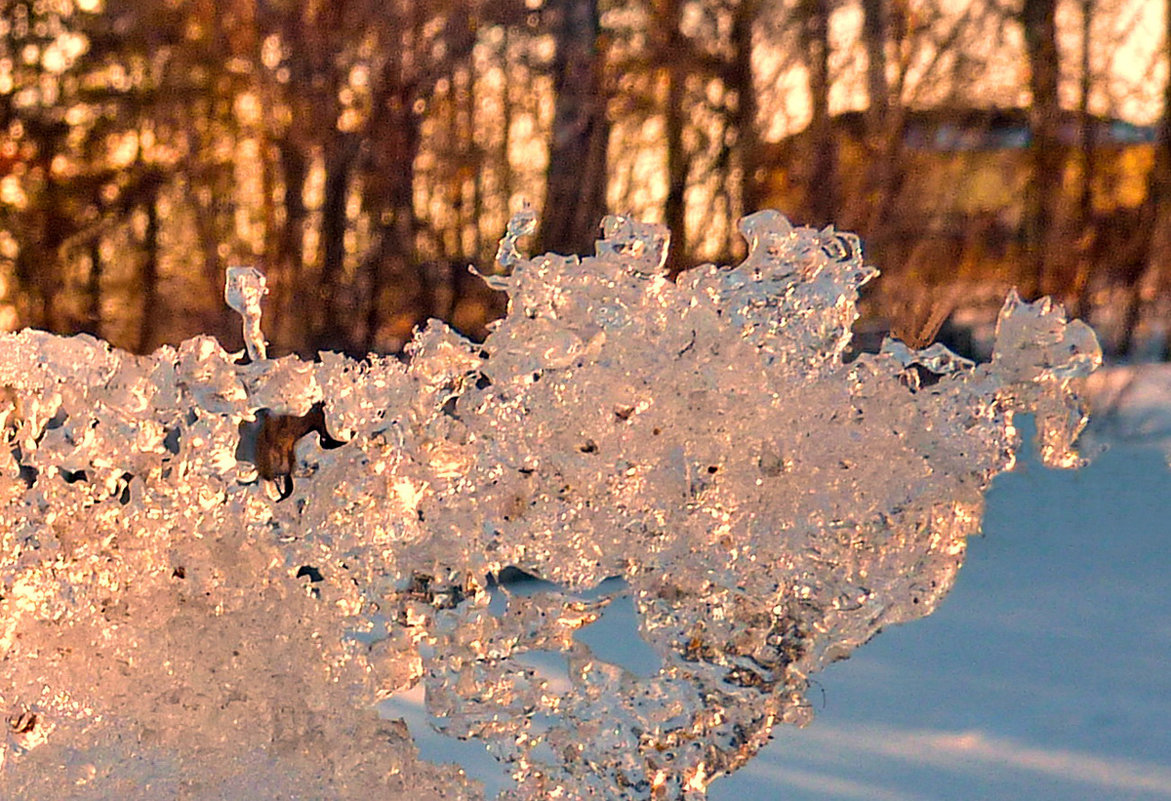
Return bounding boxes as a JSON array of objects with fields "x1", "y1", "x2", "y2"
[{"x1": 0, "y1": 0, "x2": 1167, "y2": 357}]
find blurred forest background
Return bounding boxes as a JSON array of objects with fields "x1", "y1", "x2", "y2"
[{"x1": 1, "y1": 0, "x2": 1169, "y2": 359}]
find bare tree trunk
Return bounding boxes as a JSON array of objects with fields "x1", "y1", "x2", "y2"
[
  {"x1": 861, "y1": 0, "x2": 888, "y2": 128},
  {"x1": 1020, "y1": 0, "x2": 1063, "y2": 299},
  {"x1": 34, "y1": 169, "x2": 68, "y2": 332},
  {"x1": 539, "y1": 0, "x2": 611, "y2": 257},
  {"x1": 730, "y1": 0, "x2": 762, "y2": 221},
  {"x1": 499, "y1": 27, "x2": 516, "y2": 216},
  {"x1": 138, "y1": 180, "x2": 161, "y2": 353},
  {"x1": 1149, "y1": 0, "x2": 1171, "y2": 359},
  {"x1": 661, "y1": 0, "x2": 688, "y2": 273},
  {"x1": 858, "y1": 0, "x2": 900, "y2": 239},
  {"x1": 349, "y1": 27, "x2": 427, "y2": 354},
  {"x1": 468, "y1": 71, "x2": 485, "y2": 261},
  {"x1": 801, "y1": 0, "x2": 837, "y2": 227},
  {"x1": 1072, "y1": 0, "x2": 1096, "y2": 321},
  {"x1": 316, "y1": 134, "x2": 359, "y2": 350},
  {"x1": 1111, "y1": 0, "x2": 1171, "y2": 358},
  {"x1": 84, "y1": 235, "x2": 103, "y2": 338},
  {"x1": 258, "y1": 134, "x2": 282, "y2": 344},
  {"x1": 664, "y1": 73, "x2": 688, "y2": 272},
  {"x1": 275, "y1": 142, "x2": 308, "y2": 348},
  {"x1": 361, "y1": 99, "x2": 422, "y2": 353}
]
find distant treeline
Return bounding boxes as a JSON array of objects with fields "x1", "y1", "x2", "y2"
[
  {"x1": 766, "y1": 105, "x2": 1171, "y2": 357},
  {"x1": 1, "y1": 0, "x2": 1169, "y2": 358}
]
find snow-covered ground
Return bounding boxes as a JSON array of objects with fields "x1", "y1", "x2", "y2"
[{"x1": 385, "y1": 365, "x2": 1171, "y2": 800}]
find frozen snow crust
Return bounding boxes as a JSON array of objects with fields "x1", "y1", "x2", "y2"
[{"x1": 0, "y1": 211, "x2": 1100, "y2": 799}]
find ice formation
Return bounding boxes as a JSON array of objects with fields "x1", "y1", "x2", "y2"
[{"x1": 0, "y1": 210, "x2": 1100, "y2": 799}]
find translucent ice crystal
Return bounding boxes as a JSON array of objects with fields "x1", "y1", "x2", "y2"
[
  {"x1": 0, "y1": 211, "x2": 1100, "y2": 799},
  {"x1": 224, "y1": 265, "x2": 269, "y2": 362}
]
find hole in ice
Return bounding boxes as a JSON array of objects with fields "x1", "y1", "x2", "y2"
[
  {"x1": 7, "y1": 712, "x2": 36, "y2": 734},
  {"x1": 404, "y1": 572, "x2": 467, "y2": 609},
  {"x1": 574, "y1": 583, "x2": 662, "y2": 678},
  {"x1": 378, "y1": 685, "x2": 517, "y2": 798},
  {"x1": 44, "y1": 407, "x2": 66, "y2": 430},
  {"x1": 512, "y1": 649, "x2": 572, "y2": 693},
  {"x1": 493, "y1": 566, "x2": 559, "y2": 597},
  {"x1": 488, "y1": 572, "x2": 662, "y2": 677},
  {"x1": 295, "y1": 565, "x2": 323, "y2": 583},
  {"x1": 244, "y1": 402, "x2": 348, "y2": 500},
  {"x1": 16, "y1": 460, "x2": 36, "y2": 487},
  {"x1": 59, "y1": 468, "x2": 87, "y2": 484}
]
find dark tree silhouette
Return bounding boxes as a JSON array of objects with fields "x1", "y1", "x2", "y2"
[
  {"x1": 1020, "y1": 0, "x2": 1063, "y2": 299},
  {"x1": 799, "y1": 0, "x2": 838, "y2": 227},
  {"x1": 539, "y1": 0, "x2": 612, "y2": 257}
]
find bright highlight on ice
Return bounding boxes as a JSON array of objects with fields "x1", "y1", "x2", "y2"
[{"x1": 0, "y1": 211, "x2": 1099, "y2": 799}]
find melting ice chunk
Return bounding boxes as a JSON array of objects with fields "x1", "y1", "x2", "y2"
[
  {"x1": 494, "y1": 203, "x2": 538, "y2": 273},
  {"x1": 224, "y1": 265, "x2": 269, "y2": 362},
  {"x1": 0, "y1": 211, "x2": 1100, "y2": 800}
]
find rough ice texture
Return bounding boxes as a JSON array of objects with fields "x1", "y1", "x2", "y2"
[{"x1": 0, "y1": 211, "x2": 1100, "y2": 799}]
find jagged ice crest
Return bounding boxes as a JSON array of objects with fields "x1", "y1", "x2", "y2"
[{"x1": 0, "y1": 211, "x2": 1100, "y2": 799}]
